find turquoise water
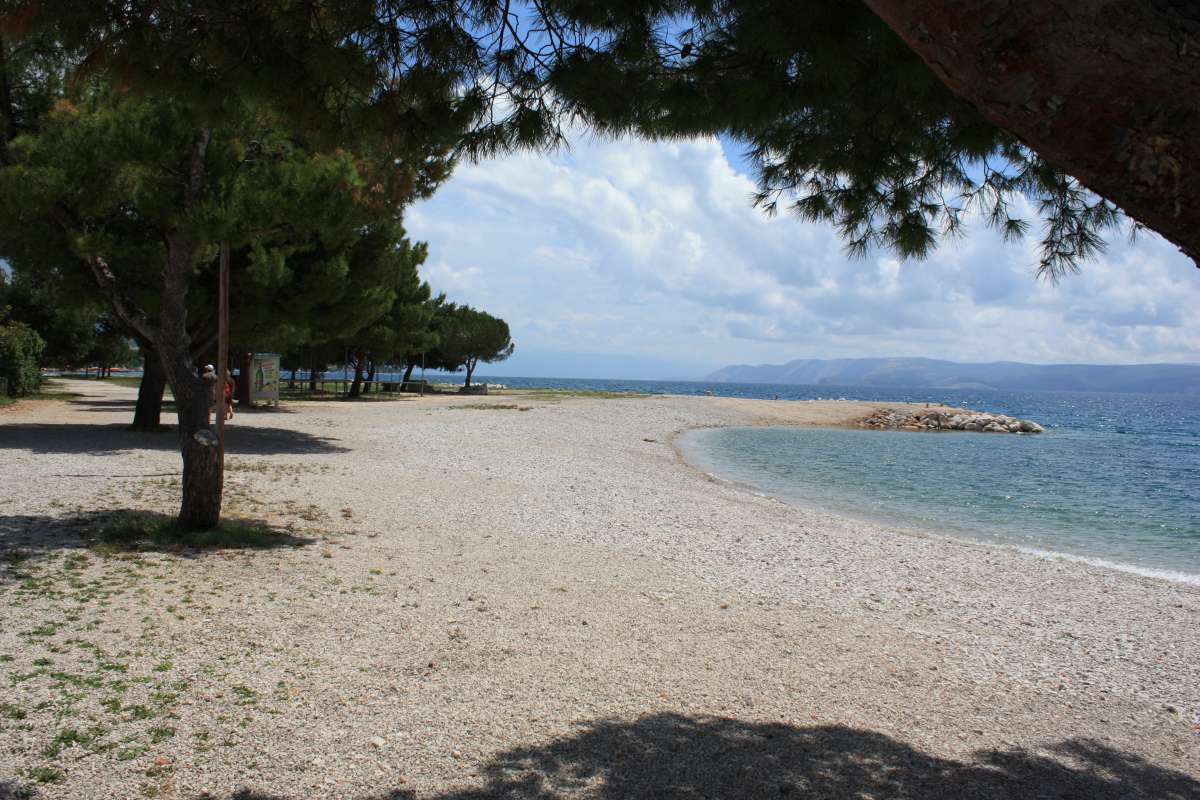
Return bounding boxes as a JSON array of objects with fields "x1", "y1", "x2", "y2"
[{"x1": 680, "y1": 418, "x2": 1200, "y2": 584}]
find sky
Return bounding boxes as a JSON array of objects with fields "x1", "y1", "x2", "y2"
[{"x1": 405, "y1": 133, "x2": 1200, "y2": 380}]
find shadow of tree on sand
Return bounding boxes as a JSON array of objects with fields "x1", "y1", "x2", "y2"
[
  {"x1": 0, "y1": 422, "x2": 347, "y2": 456},
  {"x1": 65, "y1": 397, "x2": 296, "y2": 415},
  {"x1": 0, "y1": 511, "x2": 314, "y2": 584},
  {"x1": 0, "y1": 781, "x2": 36, "y2": 800},
  {"x1": 194, "y1": 714, "x2": 1199, "y2": 800}
]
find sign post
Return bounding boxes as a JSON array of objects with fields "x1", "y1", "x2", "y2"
[{"x1": 249, "y1": 353, "x2": 281, "y2": 407}]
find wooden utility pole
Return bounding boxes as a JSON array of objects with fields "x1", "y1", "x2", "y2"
[{"x1": 216, "y1": 241, "x2": 230, "y2": 464}]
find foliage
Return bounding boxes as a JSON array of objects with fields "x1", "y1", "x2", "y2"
[
  {"x1": 86, "y1": 319, "x2": 136, "y2": 372},
  {"x1": 429, "y1": 305, "x2": 515, "y2": 386},
  {"x1": 0, "y1": 305, "x2": 44, "y2": 395},
  {"x1": 532, "y1": 0, "x2": 1123, "y2": 278},
  {"x1": 0, "y1": 264, "x2": 104, "y2": 367},
  {"x1": 2, "y1": 1, "x2": 1154, "y2": 278}
]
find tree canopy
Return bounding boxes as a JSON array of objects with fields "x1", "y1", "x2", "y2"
[
  {"x1": 6, "y1": 1, "x2": 1193, "y2": 275},
  {"x1": 429, "y1": 305, "x2": 515, "y2": 387}
]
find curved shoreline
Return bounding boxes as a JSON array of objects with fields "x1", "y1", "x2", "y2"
[{"x1": 671, "y1": 423, "x2": 1200, "y2": 588}]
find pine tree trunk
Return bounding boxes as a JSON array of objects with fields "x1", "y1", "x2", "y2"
[
  {"x1": 160, "y1": 221, "x2": 222, "y2": 529},
  {"x1": 864, "y1": 0, "x2": 1200, "y2": 266},
  {"x1": 464, "y1": 359, "x2": 475, "y2": 388},
  {"x1": 348, "y1": 351, "x2": 365, "y2": 398},
  {"x1": 130, "y1": 344, "x2": 167, "y2": 431},
  {"x1": 401, "y1": 362, "x2": 415, "y2": 385},
  {"x1": 236, "y1": 350, "x2": 252, "y2": 408},
  {"x1": 160, "y1": 343, "x2": 222, "y2": 529}
]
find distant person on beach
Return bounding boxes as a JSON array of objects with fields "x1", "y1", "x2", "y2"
[
  {"x1": 223, "y1": 373, "x2": 236, "y2": 420},
  {"x1": 200, "y1": 364, "x2": 235, "y2": 422},
  {"x1": 201, "y1": 364, "x2": 217, "y2": 413}
]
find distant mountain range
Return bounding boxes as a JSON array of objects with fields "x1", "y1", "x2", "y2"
[{"x1": 704, "y1": 357, "x2": 1200, "y2": 394}]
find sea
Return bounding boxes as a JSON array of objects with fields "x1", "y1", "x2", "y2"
[{"x1": 470, "y1": 375, "x2": 1199, "y2": 584}]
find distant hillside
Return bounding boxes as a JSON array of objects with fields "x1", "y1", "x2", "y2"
[{"x1": 704, "y1": 357, "x2": 1200, "y2": 394}]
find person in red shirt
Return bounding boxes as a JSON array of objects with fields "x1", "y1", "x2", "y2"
[{"x1": 223, "y1": 373, "x2": 236, "y2": 420}]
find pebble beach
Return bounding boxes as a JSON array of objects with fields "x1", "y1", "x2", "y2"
[{"x1": 1, "y1": 379, "x2": 1197, "y2": 799}]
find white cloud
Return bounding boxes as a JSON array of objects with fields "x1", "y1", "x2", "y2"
[{"x1": 405, "y1": 134, "x2": 1200, "y2": 373}]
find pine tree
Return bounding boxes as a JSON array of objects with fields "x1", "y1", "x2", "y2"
[
  {"x1": 0, "y1": 73, "x2": 450, "y2": 526},
  {"x1": 430, "y1": 306, "x2": 515, "y2": 388}
]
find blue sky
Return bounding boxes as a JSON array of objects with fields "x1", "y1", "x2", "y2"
[{"x1": 406, "y1": 133, "x2": 1200, "y2": 380}]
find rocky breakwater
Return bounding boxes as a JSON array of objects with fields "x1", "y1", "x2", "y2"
[{"x1": 856, "y1": 407, "x2": 1044, "y2": 434}]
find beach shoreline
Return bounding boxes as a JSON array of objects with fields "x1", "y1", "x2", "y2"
[
  {"x1": 672, "y1": 424, "x2": 1200, "y2": 588},
  {"x1": 1, "y1": 379, "x2": 1196, "y2": 798}
]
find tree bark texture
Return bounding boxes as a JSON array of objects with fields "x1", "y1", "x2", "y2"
[
  {"x1": 158, "y1": 228, "x2": 222, "y2": 528},
  {"x1": 864, "y1": 0, "x2": 1200, "y2": 265},
  {"x1": 308, "y1": 351, "x2": 321, "y2": 392},
  {"x1": 237, "y1": 350, "x2": 252, "y2": 407},
  {"x1": 152, "y1": 128, "x2": 222, "y2": 529},
  {"x1": 348, "y1": 350, "x2": 365, "y2": 398},
  {"x1": 130, "y1": 344, "x2": 167, "y2": 431}
]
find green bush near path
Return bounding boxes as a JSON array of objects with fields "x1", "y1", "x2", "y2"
[{"x1": 0, "y1": 317, "x2": 45, "y2": 397}]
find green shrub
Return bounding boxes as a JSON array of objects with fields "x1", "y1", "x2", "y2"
[{"x1": 0, "y1": 317, "x2": 45, "y2": 396}]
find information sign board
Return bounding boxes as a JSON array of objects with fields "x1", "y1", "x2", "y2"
[{"x1": 250, "y1": 353, "x2": 280, "y2": 406}]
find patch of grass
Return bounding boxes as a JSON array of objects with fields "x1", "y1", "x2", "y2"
[
  {"x1": 448, "y1": 402, "x2": 523, "y2": 411},
  {"x1": 23, "y1": 621, "x2": 64, "y2": 639},
  {"x1": 507, "y1": 388, "x2": 636, "y2": 400},
  {"x1": 117, "y1": 745, "x2": 149, "y2": 761},
  {"x1": 124, "y1": 705, "x2": 155, "y2": 721},
  {"x1": 148, "y1": 726, "x2": 175, "y2": 743},
  {"x1": 1, "y1": 702, "x2": 28, "y2": 720},
  {"x1": 93, "y1": 512, "x2": 311, "y2": 553},
  {"x1": 231, "y1": 685, "x2": 256, "y2": 703},
  {"x1": 47, "y1": 725, "x2": 109, "y2": 756},
  {"x1": 27, "y1": 765, "x2": 65, "y2": 785}
]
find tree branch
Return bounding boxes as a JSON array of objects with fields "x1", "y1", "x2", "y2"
[{"x1": 82, "y1": 253, "x2": 157, "y2": 344}]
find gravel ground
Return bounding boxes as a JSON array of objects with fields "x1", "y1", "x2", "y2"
[{"x1": 0, "y1": 379, "x2": 1197, "y2": 800}]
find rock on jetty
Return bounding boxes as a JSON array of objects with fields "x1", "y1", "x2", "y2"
[{"x1": 856, "y1": 407, "x2": 1044, "y2": 434}]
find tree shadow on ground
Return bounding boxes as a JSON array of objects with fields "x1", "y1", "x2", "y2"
[
  {"x1": 0, "y1": 781, "x2": 35, "y2": 800},
  {"x1": 0, "y1": 422, "x2": 347, "y2": 456},
  {"x1": 67, "y1": 398, "x2": 299, "y2": 419},
  {"x1": 194, "y1": 714, "x2": 1199, "y2": 800},
  {"x1": 0, "y1": 510, "x2": 314, "y2": 584}
]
